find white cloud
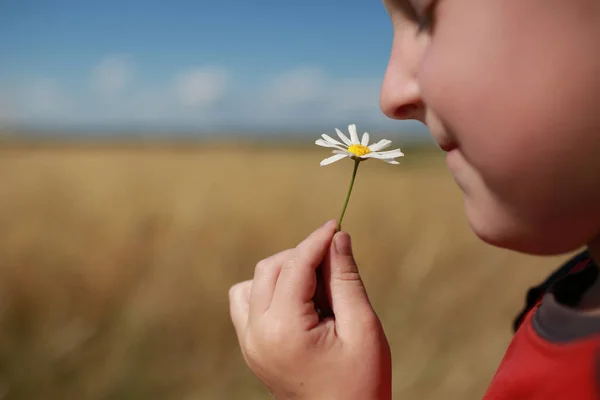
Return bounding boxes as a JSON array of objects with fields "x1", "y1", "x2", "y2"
[
  {"x1": 265, "y1": 67, "x2": 326, "y2": 105},
  {"x1": 326, "y1": 78, "x2": 382, "y2": 114},
  {"x1": 254, "y1": 67, "x2": 383, "y2": 122},
  {"x1": 17, "y1": 78, "x2": 71, "y2": 121},
  {"x1": 4, "y1": 64, "x2": 428, "y2": 135},
  {"x1": 123, "y1": 86, "x2": 175, "y2": 123},
  {"x1": 0, "y1": 91, "x2": 16, "y2": 128},
  {"x1": 174, "y1": 67, "x2": 229, "y2": 108},
  {"x1": 91, "y1": 55, "x2": 134, "y2": 96}
]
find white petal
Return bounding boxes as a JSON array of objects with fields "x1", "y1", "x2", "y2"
[
  {"x1": 368, "y1": 140, "x2": 391, "y2": 152},
  {"x1": 364, "y1": 150, "x2": 403, "y2": 160},
  {"x1": 361, "y1": 132, "x2": 370, "y2": 146},
  {"x1": 362, "y1": 152, "x2": 387, "y2": 159},
  {"x1": 383, "y1": 159, "x2": 400, "y2": 165},
  {"x1": 315, "y1": 139, "x2": 332, "y2": 147},
  {"x1": 348, "y1": 124, "x2": 359, "y2": 144},
  {"x1": 320, "y1": 153, "x2": 347, "y2": 166},
  {"x1": 315, "y1": 139, "x2": 346, "y2": 150},
  {"x1": 335, "y1": 128, "x2": 353, "y2": 146},
  {"x1": 375, "y1": 149, "x2": 404, "y2": 158},
  {"x1": 321, "y1": 134, "x2": 345, "y2": 147},
  {"x1": 334, "y1": 149, "x2": 366, "y2": 158}
]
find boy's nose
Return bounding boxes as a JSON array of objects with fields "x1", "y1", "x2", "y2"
[{"x1": 380, "y1": 36, "x2": 425, "y2": 123}]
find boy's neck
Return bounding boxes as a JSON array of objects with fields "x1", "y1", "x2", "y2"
[{"x1": 579, "y1": 235, "x2": 600, "y2": 312}]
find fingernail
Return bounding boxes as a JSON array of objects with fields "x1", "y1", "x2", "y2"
[
  {"x1": 323, "y1": 219, "x2": 336, "y2": 228},
  {"x1": 334, "y1": 232, "x2": 352, "y2": 255}
]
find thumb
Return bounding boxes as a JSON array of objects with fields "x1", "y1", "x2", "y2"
[{"x1": 327, "y1": 231, "x2": 375, "y2": 329}]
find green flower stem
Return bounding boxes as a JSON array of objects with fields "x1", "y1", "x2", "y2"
[
  {"x1": 336, "y1": 158, "x2": 360, "y2": 232},
  {"x1": 314, "y1": 159, "x2": 360, "y2": 320}
]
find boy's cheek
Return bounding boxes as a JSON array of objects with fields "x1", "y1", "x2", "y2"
[
  {"x1": 421, "y1": 34, "x2": 569, "y2": 185},
  {"x1": 416, "y1": 0, "x2": 600, "y2": 253}
]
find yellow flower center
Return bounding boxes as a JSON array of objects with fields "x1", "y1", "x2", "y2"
[{"x1": 347, "y1": 144, "x2": 371, "y2": 157}]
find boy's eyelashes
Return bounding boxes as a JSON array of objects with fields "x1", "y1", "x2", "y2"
[
  {"x1": 417, "y1": 7, "x2": 433, "y2": 34},
  {"x1": 392, "y1": 0, "x2": 437, "y2": 34},
  {"x1": 416, "y1": 1, "x2": 436, "y2": 34}
]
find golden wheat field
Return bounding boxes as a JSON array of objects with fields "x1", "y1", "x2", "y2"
[{"x1": 0, "y1": 141, "x2": 572, "y2": 400}]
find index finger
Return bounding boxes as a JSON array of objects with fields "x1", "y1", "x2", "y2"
[
  {"x1": 271, "y1": 220, "x2": 337, "y2": 312},
  {"x1": 248, "y1": 249, "x2": 294, "y2": 319}
]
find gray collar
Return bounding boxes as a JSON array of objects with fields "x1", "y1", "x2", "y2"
[{"x1": 534, "y1": 292, "x2": 600, "y2": 343}]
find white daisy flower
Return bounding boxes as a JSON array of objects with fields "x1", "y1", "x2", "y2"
[{"x1": 315, "y1": 124, "x2": 404, "y2": 166}]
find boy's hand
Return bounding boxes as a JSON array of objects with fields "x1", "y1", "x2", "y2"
[{"x1": 229, "y1": 220, "x2": 392, "y2": 400}]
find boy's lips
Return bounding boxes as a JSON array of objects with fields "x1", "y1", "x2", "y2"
[
  {"x1": 436, "y1": 137, "x2": 458, "y2": 152},
  {"x1": 426, "y1": 120, "x2": 457, "y2": 151},
  {"x1": 439, "y1": 142, "x2": 458, "y2": 152}
]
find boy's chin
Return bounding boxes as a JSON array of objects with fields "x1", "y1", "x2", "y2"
[{"x1": 464, "y1": 202, "x2": 584, "y2": 256}]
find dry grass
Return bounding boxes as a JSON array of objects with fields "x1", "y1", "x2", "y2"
[{"x1": 0, "y1": 143, "x2": 570, "y2": 400}]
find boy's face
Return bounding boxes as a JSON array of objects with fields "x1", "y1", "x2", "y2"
[{"x1": 381, "y1": 0, "x2": 600, "y2": 255}]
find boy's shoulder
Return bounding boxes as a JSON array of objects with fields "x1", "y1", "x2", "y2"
[
  {"x1": 512, "y1": 250, "x2": 596, "y2": 332},
  {"x1": 484, "y1": 251, "x2": 600, "y2": 400}
]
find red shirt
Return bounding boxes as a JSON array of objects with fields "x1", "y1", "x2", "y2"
[{"x1": 484, "y1": 253, "x2": 600, "y2": 400}]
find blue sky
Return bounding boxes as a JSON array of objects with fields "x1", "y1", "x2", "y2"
[{"x1": 0, "y1": 0, "x2": 428, "y2": 137}]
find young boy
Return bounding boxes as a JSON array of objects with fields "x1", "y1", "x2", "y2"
[{"x1": 229, "y1": 0, "x2": 600, "y2": 398}]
